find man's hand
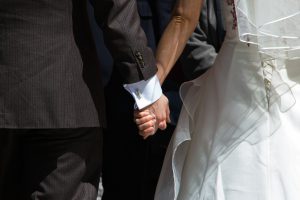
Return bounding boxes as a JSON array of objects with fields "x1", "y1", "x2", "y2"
[{"x1": 134, "y1": 94, "x2": 170, "y2": 139}]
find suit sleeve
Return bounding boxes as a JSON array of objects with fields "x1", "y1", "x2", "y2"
[{"x1": 93, "y1": 0, "x2": 157, "y2": 84}]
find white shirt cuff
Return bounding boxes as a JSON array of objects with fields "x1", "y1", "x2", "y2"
[{"x1": 124, "y1": 75, "x2": 162, "y2": 110}]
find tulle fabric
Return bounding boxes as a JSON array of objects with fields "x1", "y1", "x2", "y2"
[
  {"x1": 154, "y1": 1, "x2": 300, "y2": 199},
  {"x1": 155, "y1": 42, "x2": 274, "y2": 200},
  {"x1": 235, "y1": 0, "x2": 300, "y2": 59}
]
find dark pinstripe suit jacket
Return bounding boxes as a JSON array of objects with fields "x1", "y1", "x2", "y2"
[{"x1": 0, "y1": 0, "x2": 157, "y2": 129}]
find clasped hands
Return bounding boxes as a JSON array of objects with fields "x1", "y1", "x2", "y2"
[{"x1": 134, "y1": 94, "x2": 171, "y2": 139}]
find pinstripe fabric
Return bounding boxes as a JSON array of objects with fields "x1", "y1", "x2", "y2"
[
  {"x1": 0, "y1": 0, "x2": 157, "y2": 128},
  {"x1": 0, "y1": 128, "x2": 103, "y2": 200}
]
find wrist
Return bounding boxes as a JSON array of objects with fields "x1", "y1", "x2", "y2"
[{"x1": 156, "y1": 62, "x2": 165, "y2": 85}]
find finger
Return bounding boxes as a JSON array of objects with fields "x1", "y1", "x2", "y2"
[
  {"x1": 135, "y1": 115, "x2": 156, "y2": 125},
  {"x1": 138, "y1": 120, "x2": 156, "y2": 131},
  {"x1": 167, "y1": 117, "x2": 171, "y2": 124},
  {"x1": 155, "y1": 113, "x2": 165, "y2": 124},
  {"x1": 167, "y1": 113, "x2": 171, "y2": 124},
  {"x1": 134, "y1": 110, "x2": 153, "y2": 118},
  {"x1": 139, "y1": 126, "x2": 156, "y2": 138},
  {"x1": 139, "y1": 127, "x2": 156, "y2": 139},
  {"x1": 168, "y1": 107, "x2": 171, "y2": 123},
  {"x1": 158, "y1": 121, "x2": 167, "y2": 130}
]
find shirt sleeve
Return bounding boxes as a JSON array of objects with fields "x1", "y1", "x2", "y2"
[{"x1": 124, "y1": 75, "x2": 162, "y2": 110}]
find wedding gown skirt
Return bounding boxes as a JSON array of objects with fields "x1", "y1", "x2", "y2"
[{"x1": 154, "y1": 39, "x2": 300, "y2": 200}]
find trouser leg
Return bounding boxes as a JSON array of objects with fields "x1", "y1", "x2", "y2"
[{"x1": 0, "y1": 128, "x2": 103, "y2": 200}]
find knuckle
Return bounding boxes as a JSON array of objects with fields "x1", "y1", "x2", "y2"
[{"x1": 149, "y1": 121, "x2": 154, "y2": 126}]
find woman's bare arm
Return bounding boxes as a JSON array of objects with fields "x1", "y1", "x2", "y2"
[
  {"x1": 134, "y1": 0, "x2": 203, "y2": 138},
  {"x1": 156, "y1": 0, "x2": 203, "y2": 84}
]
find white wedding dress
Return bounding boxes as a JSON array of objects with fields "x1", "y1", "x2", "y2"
[{"x1": 155, "y1": 1, "x2": 300, "y2": 200}]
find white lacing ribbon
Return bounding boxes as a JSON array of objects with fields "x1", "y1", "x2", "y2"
[{"x1": 261, "y1": 55, "x2": 296, "y2": 112}]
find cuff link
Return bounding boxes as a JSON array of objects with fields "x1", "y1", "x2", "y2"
[{"x1": 135, "y1": 89, "x2": 142, "y2": 100}]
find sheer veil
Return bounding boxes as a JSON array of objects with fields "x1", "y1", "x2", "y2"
[
  {"x1": 235, "y1": 0, "x2": 300, "y2": 115},
  {"x1": 235, "y1": 0, "x2": 300, "y2": 59}
]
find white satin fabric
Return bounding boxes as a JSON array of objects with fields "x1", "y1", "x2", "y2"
[{"x1": 154, "y1": 1, "x2": 300, "y2": 200}]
